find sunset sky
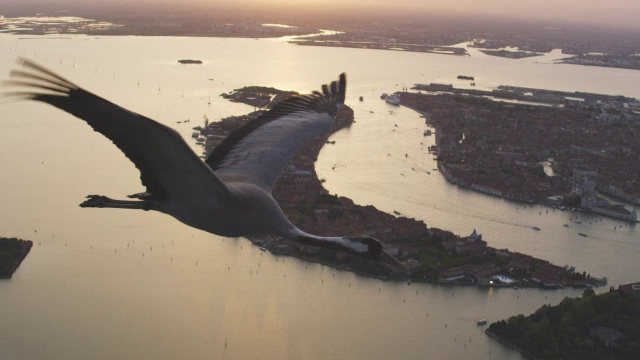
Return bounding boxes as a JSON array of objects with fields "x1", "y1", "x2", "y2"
[
  {"x1": 5, "y1": 0, "x2": 640, "y2": 30},
  {"x1": 147, "y1": 0, "x2": 639, "y2": 28}
]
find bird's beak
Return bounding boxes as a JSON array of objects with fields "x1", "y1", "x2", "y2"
[{"x1": 378, "y1": 250, "x2": 411, "y2": 274}]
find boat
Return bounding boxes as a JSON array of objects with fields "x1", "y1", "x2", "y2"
[
  {"x1": 385, "y1": 94, "x2": 400, "y2": 106},
  {"x1": 359, "y1": 96, "x2": 363, "y2": 101},
  {"x1": 563, "y1": 224, "x2": 569, "y2": 227},
  {"x1": 578, "y1": 233, "x2": 588, "y2": 237},
  {"x1": 393, "y1": 210, "x2": 401, "y2": 215},
  {"x1": 531, "y1": 226, "x2": 541, "y2": 231},
  {"x1": 476, "y1": 319, "x2": 487, "y2": 326},
  {"x1": 423, "y1": 129, "x2": 432, "y2": 136}
]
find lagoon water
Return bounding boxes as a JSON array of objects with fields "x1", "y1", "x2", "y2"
[{"x1": 0, "y1": 34, "x2": 639, "y2": 360}]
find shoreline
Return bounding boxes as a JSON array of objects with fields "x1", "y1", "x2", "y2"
[
  {"x1": 0, "y1": 237, "x2": 33, "y2": 279},
  {"x1": 484, "y1": 330, "x2": 534, "y2": 359}
]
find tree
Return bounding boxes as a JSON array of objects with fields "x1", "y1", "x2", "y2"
[{"x1": 583, "y1": 288, "x2": 595, "y2": 298}]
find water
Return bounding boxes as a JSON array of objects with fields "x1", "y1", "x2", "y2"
[{"x1": 0, "y1": 34, "x2": 638, "y2": 360}]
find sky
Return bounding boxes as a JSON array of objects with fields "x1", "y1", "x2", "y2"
[
  {"x1": 166, "y1": 0, "x2": 640, "y2": 29},
  {"x1": 4, "y1": 0, "x2": 640, "y2": 30}
]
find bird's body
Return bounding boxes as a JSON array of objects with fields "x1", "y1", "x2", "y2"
[{"x1": 4, "y1": 59, "x2": 408, "y2": 273}]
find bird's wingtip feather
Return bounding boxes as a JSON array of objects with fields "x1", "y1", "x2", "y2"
[{"x1": 9, "y1": 57, "x2": 79, "y2": 92}]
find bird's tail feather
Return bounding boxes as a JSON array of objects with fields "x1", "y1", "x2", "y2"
[{"x1": 321, "y1": 73, "x2": 346, "y2": 104}]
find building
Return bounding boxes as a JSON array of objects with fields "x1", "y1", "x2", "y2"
[
  {"x1": 439, "y1": 267, "x2": 465, "y2": 282},
  {"x1": 455, "y1": 229, "x2": 487, "y2": 255},
  {"x1": 619, "y1": 282, "x2": 640, "y2": 300}
]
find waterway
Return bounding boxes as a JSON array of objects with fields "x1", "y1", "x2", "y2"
[{"x1": 0, "y1": 34, "x2": 638, "y2": 360}]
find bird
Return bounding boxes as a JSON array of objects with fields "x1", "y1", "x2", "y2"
[{"x1": 4, "y1": 58, "x2": 409, "y2": 273}]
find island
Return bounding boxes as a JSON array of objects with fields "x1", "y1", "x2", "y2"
[
  {"x1": 0, "y1": 237, "x2": 33, "y2": 279},
  {"x1": 399, "y1": 86, "x2": 640, "y2": 222},
  {"x1": 478, "y1": 49, "x2": 543, "y2": 59},
  {"x1": 290, "y1": 40, "x2": 469, "y2": 56},
  {"x1": 178, "y1": 59, "x2": 203, "y2": 64},
  {"x1": 190, "y1": 86, "x2": 605, "y2": 286},
  {"x1": 486, "y1": 283, "x2": 640, "y2": 359}
]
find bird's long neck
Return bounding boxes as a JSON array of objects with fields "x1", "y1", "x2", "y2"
[{"x1": 285, "y1": 227, "x2": 370, "y2": 255}]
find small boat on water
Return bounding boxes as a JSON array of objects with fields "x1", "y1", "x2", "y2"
[
  {"x1": 531, "y1": 226, "x2": 541, "y2": 231},
  {"x1": 563, "y1": 224, "x2": 569, "y2": 227},
  {"x1": 423, "y1": 129, "x2": 432, "y2": 136},
  {"x1": 385, "y1": 94, "x2": 400, "y2": 105},
  {"x1": 393, "y1": 210, "x2": 401, "y2": 215},
  {"x1": 477, "y1": 319, "x2": 487, "y2": 326},
  {"x1": 578, "y1": 233, "x2": 588, "y2": 237}
]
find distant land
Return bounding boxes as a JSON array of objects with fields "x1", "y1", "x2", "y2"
[{"x1": 2, "y1": 3, "x2": 640, "y2": 70}]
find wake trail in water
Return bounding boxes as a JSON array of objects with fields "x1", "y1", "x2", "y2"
[{"x1": 340, "y1": 178, "x2": 533, "y2": 230}]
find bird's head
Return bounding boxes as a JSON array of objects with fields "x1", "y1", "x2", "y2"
[{"x1": 344, "y1": 236, "x2": 411, "y2": 274}]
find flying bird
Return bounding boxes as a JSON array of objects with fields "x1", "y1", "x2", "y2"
[{"x1": 4, "y1": 58, "x2": 408, "y2": 273}]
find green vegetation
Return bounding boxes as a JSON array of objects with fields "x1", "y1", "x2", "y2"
[
  {"x1": 487, "y1": 289, "x2": 640, "y2": 359},
  {"x1": 0, "y1": 237, "x2": 33, "y2": 278}
]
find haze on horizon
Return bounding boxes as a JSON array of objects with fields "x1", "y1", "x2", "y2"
[{"x1": 4, "y1": 0, "x2": 640, "y2": 31}]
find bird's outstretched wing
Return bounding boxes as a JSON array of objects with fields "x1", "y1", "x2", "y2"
[
  {"x1": 4, "y1": 58, "x2": 231, "y2": 204},
  {"x1": 207, "y1": 73, "x2": 346, "y2": 191}
]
